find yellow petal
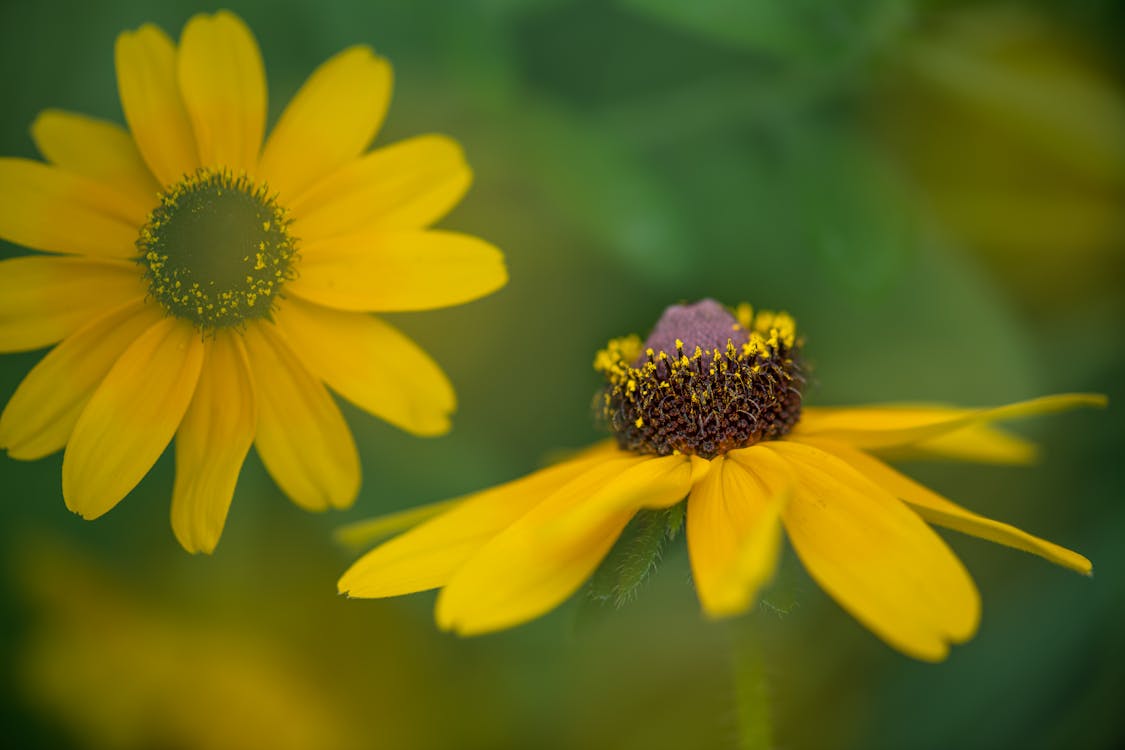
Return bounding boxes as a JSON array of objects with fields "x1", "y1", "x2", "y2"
[
  {"x1": 273, "y1": 297, "x2": 454, "y2": 436},
  {"x1": 794, "y1": 394, "x2": 1107, "y2": 450},
  {"x1": 334, "y1": 498, "x2": 462, "y2": 552},
  {"x1": 543, "y1": 454, "x2": 695, "y2": 542},
  {"x1": 802, "y1": 437, "x2": 1092, "y2": 574},
  {"x1": 875, "y1": 422, "x2": 1038, "y2": 465},
  {"x1": 115, "y1": 23, "x2": 198, "y2": 186},
  {"x1": 242, "y1": 322, "x2": 359, "y2": 511},
  {"x1": 0, "y1": 159, "x2": 143, "y2": 258},
  {"x1": 289, "y1": 230, "x2": 507, "y2": 312},
  {"x1": 0, "y1": 256, "x2": 144, "y2": 352},
  {"x1": 177, "y1": 11, "x2": 266, "y2": 172},
  {"x1": 766, "y1": 440, "x2": 980, "y2": 662},
  {"x1": 258, "y1": 46, "x2": 393, "y2": 202},
  {"x1": 688, "y1": 451, "x2": 787, "y2": 618},
  {"x1": 289, "y1": 136, "x2": 471, "y2": 239},
  {"x1": 171, "y1": 332, "x2": 256, "y2": 554},
  {"x1": 0, "y1": 301, "x2": 162, "y2": 459},
  {"x1": 338, "y1": 441, "x2": 626, "y2": 598},
  {"x1": 62, "y1": 318, "x2": 204, "y2": 520},
  {"x1": 31, "y1": 109, "x2": 161, "y2": 216},
  {"x1": 435, "y1": 453, "x2": 689, "y2": 636}
]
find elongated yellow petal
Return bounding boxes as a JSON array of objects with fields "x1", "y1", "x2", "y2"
[
  {"x1": 689, "y1": 450, "x2": 788, "y2": 618},
  {"x1": 0, "y1": 256, "x2": 144, "y2": 353},
  {"x1": 274, "y1": 297, "x2": 454, "y2": 436},
  {"x1": 289, "y1": 230, "x2": 506, "y2": 312},
  {"x1": 543, "y1": 453, "x2": 697, "y2": 542},
  {"x1": 258, "y1": 46, "x2": 392, "y2": 202},
  {"x1": 338, "y1": 441, "x2": 626, "y2": 598},
  {"x1": 0, "y1": 301, "x2": 162, "y2": 459},
  {"x1": 0, "y1": 159, "x2": 142, "y2": 258},
  {"x1": 766, "y1": 440, "x2": 980, "y2": 662},
  {"x1": 289, "y1": 136, "x2": 470, "y2": 240},
  {"x1": 177, "y1": 11, "x2": 266, "y2": 172},
  {"x1": 242, "y1": 322, "x2": 359, "y2": 511},
  {"x1": 801, "y1": 437, "x2": 1092, "y2": 574},
  {"x1": 876, "y1": 422, "x2": 1038, "y2": 465},
  {"x1": 171, "y1": 332, "x2": 256, "y2": 554},
  {"x1": 63, "y1": 318, "x2": 204, "y2": 520},
  {"x1": 31, "y1": 110, "x2": 161, "y2": 216},
  {"x1": 794, "y1": 394, "x2": 1107, "y2": 450},
  {"x1": 334, "y1": 498, "x2": 462, "y2": 552},
  {"x1": 115, "y1": 23, "x2": 198, "y2": 186},
  {"x1": 436, "y1": 453, "x2": 690, "y2": 636}
]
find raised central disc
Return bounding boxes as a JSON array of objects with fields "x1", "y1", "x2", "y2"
[
  {"x1": 595, "y1": 299, "x2": 806, "y2": 458},
  {"x1": 138, "y1": 169, "x2": 296, "y2": 329}
]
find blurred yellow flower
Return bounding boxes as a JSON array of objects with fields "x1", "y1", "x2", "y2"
[
  {"x1": 340, "y1": 299, "x2": 1102, "y2": 661},
  {"x1": 874, "y1": 5, "x2": 1125, "y2": 302},
  {"x1": 0, "y1": 12, "x2": 506, "y2": 552},
  {"x1": 21, "y1": 569, "x2": 362, "y2": 750}
]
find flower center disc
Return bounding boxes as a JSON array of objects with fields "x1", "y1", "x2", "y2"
[
  {"x1": 595, "y1": 299, "x2": 806, "y2": 459},
  {"x1": 138, "y1": 169, "x2": 297, "y2": 329}
]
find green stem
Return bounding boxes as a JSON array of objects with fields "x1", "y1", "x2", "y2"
[{"x1": 730, "y1": 618, "x2": 773, "y2": 750}]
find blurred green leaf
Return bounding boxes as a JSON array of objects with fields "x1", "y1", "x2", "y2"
[
  {"x1": 787, "y1": 128, "x2": 916, "y2": 295},
  {"x1": 619, "y1": 0, "x2": 915, "y2": 65},
  {"x1": 528, "y1": 106, "x2": 694, "y2": 285}
]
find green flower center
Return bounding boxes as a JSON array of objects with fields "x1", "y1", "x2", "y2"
[
  {"x1": 595, "y1": 299, "x2": 806, "y2": 459},
  {"x1": 137, "y1": 169, "x2": 297, "y2": 329}
]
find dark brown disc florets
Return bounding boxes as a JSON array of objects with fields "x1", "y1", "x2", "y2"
[{"x1": 595, "y1": 299, "x2": 805, "y2": 459}]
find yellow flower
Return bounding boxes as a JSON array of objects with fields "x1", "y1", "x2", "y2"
[
  {"x1": 339, "y1": 299, "x2": 1102, "y2": 661},
  {"x1": 0, "y1": 12, "x2": 507, "y2": 552}
]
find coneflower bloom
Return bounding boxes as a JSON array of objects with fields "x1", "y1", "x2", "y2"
[
  {"x1": 0, "y1": 12, "x2": 506, "y2": 552},
  {"x1": 339, "y1": 299, "x2": 1101, "y2": 661}
]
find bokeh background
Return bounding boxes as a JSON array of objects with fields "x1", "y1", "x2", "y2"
[{"x1": 2, "y1": 0, "x2": 1123, "y2": 748}]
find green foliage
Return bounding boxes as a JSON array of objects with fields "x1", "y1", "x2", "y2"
[
  {"x1": 587, "y1": 503, "x2": 686, "y2": 608},
  {"x1": 619, "y1": 0, "x2": 915, "y2": 65},
  {"x1": 785, "y1": 127, "x2": 917, "y2": 296}
]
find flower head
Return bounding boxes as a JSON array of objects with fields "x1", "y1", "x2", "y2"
[
  {"x1": 339, "y1": 300, "x2": 1102, "y2": 661},
  {"x1": 0, "y1": 12, "x2": 507, "y2": 552},
  {"x1": 596, "y1": 299, "x2": 804, "y2": 457}
]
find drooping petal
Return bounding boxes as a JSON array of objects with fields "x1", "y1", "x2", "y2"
[
  {"x1": 335, "y1": 498, "x2": 462, "y2": 552},
  {"x1": 543, "y1": 453, "x2": 703, "y2": 543},
  {"x1": 31, "y1": 109, "x2": 162, "y2": 215},
  {"x1": 258, "y1": 46, "x2": 392, "y2": 203},
  {"x1": 338, "y1": 441, "x2": 626, "y2": 598},
  {"x1": 0, "y1": 256, "x2": 145, "y2": 352},
  {"x1": 62, "y1": 318, "x2": 204, "y2": 520},
  {"x1": 0, "y1": 301, "x2": 162, "y2": 459},
  {"x1": 273, "y1": 297, "x2": 454, "y2": 436},
  {"x1": 435, "y1": 453, "x2": 694, "y2": 636},
  {"x1": 242, "y1": 322, "x2": 359, "y2": 511},
  {"x1": 289, "y1": 230, "x2": 506, "y2": 312},
  {"x1": 115, "y1": 23, "x2": 198, "y2": 186},
  {"x1": 876, "y1": 422, "x2": 1038, "y2": 465},
  {"x1": 793, "y1": 394, "x2": 1106, "y2": 451},
  {"x1": 289, "y1": 136, "x2": 471, "y2": 240},
  {"x1": 177, "y1": 11, "x2": 266, "y2": 172},
  {"x1": 171, "y1": 331, "x2": 256, "y2": 554},
  {"x1": 0, "y1": 159, "x2": 144, "y2": 258},
  {"x1": 688, "y1": 450, "x2": 788, "y2": 618},
  {"x1": 766, "y1": 440, "x2": 980, "y2": 662},
  {"x1": 801, "y1": 437, "x2": 1092, "y2": 574}
]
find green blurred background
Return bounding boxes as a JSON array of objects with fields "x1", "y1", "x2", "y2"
[{"x1": 2, "y1": 0, "x2": 1123, "y2": 748}]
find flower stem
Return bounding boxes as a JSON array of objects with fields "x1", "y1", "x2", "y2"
[{"x1": 731, "y1": 618, "x2": 773, "y2": 750}]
